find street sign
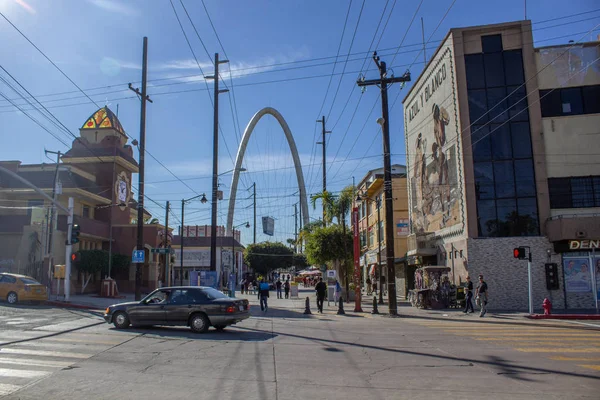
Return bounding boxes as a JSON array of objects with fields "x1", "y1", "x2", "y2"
[
  {"x1": 132, "y1": 250, "x2": 145, "y2": 263},
  {"x1": 151, "y1": 248, "x2": 171, "y2": 254}
]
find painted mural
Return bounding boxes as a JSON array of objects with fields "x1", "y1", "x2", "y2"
[{"x1": 404, "y1": 41, "x2": 462, "y2": 234}]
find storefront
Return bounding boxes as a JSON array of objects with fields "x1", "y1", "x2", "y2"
[{"x1": 555, "y1": 240, "x2": 600, "y2": 310}]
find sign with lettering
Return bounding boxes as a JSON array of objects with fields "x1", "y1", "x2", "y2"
[{"x1": 569, "y1": 240, "x2": 600, "y2": 250}]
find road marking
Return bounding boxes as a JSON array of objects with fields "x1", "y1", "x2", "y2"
[
  {"x1": 0, "y1": 348, "x2": 91, "y2": 359},
  {"x1": 515, "y1": 347, "x2": 600, "y2": 353},
  {"x1": 0, "y1": 368, "x2": 50, "y2": 378},
  {"x1": 0, "y1": 357, "x2": 73, "y2": 368},
  {"x1": 578, "y1": 364, "x2": 600, "y2": 371},
  {"x1": 444, "y1": 332, "x2": 600, "y2": 336},
  {"x1": 550, "y1": 356, "x2": 600, "y2": 361},
  {"x1": 475, "y1": 337, "x2": 600, "y2": 341},
  {"x1": 0, "y1": 383, "x2": 22, "y2": 396}
]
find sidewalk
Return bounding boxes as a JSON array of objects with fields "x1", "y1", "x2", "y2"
[{"x1": 46, "y1": 293, "x2": 135, "y2": 310}]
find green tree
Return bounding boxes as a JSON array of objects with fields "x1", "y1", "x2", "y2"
[
  {"x1": 243, "y1": 242, "x2": 293, "y2": 277},
  {"x1": 76, "y1": 250, "x2": 130, "y2": 293},
  {"x1": 293, "y1": 253, "x2": 309, "y2": 269},
  {"x1": 310, "y1": 190, "x2": 337, "y2": 225},
  {"x1": 304, "y1": 225, "x2": 352, "y2": 270}
]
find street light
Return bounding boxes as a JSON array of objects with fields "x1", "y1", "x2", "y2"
[
  {"x1": 179, "y1": 193, "x2": 208, "y2": 286},
  {"x1": 356, "y1": 191, "x2": 384, "y2": 305},
  {"x1": 230, "y1": 221, "x2": 250, "y2": 297}
]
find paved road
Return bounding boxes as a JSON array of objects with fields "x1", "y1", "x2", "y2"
[
  {"x1": 0, "y1": 303, "x2": 101, "y2": 332},
  {"x1": 0, "y1": 297, "x2": 598, "y2": 399}
]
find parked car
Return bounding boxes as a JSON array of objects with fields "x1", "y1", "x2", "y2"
[
  {"x1": 0, "y1": 273, "x2": 48, "y2": 304},
  {"x1": 104, "y1": 286, "x2": 250, "y2": 333}
]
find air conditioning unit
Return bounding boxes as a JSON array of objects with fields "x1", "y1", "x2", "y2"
[{"x1": 576, "y1": 231, "x2": 587, "y2": 239}]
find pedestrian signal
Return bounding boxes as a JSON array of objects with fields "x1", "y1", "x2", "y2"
[
  {"x1": 545, "y1": 263, "x2": 559, "y2": 290},
  {"x1": 71, "y1": 224, "x2": 80, "y2": 244},
  {"x1": 71, "y1": 252, "x2": 80, "y2": 263},
  {"x1": 513, "y1": 247, "x2": 526, "y2": 259}
]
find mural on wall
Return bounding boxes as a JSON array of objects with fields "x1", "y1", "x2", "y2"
[
  {"x1": 404, "y1": 42, "x2": 462, "y2": 234},
  {"x1": 563, "y1": 258, "x2": 592, "y2": 293}
]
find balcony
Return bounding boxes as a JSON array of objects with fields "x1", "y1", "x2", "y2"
[
  {"x1": 545, "y1": 213, "x2": 600, "y2": 242},
  {"x1": 407, "y1": 232, "x2": 437, "y2": 256},
  {"x1": 57, "y1": 215, "x2": 110, "y2": 239}
]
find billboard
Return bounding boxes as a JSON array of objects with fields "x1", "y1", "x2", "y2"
[
  {"x1": 404, "y1": 35, "x2": 463, "y2": 234},
  {"x1": 563, "y1": 258, "x2": 592, "y2": 293},
  {"x1": 262, "y1": 216, "x2": 274, "y2": 236},
  {"x1": 396, "y1": 218, "x2": 409, "y2": 236}
]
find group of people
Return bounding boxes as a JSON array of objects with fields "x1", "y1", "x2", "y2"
[
  {"x1": 256, "y1": 278, "x2": 293, "y2": 312},
  {"x1": 462, "y1": 274, "x2": 488, "y2": 317},
  {"x1": 365, "y1": 276, "x2": 386, "y2": 296},
  {"x1": 302, "y1": 276, "x2": 321, "y2": 287}
]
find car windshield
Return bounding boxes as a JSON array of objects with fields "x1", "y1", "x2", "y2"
[
  {"x1": 141, "y1": 290, "x2": 167, "y2": 303},
  {"x1": 20, "y1": 277, "x2": 41, "y2": 285},
  {"x1": 202, "y1": 288, "x2": 229, "y2": 300}
]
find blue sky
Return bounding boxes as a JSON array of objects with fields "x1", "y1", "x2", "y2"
[{"x1": 1, "y1": 0, "x2": 598, "y2": 245}]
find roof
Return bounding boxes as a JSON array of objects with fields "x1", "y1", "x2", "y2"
[
  {"x1": 172, "y1": 236, "x2": 244, "y2": 249},
  {"x1": 356, "y1": 164, "x2": 407, "y2": 188},
  {"x1": 81, "y1": 107, "x2": 125, "y2": 135},
  {"x1": 62, "y1": 140, "x2": 138, "y2": 168}
]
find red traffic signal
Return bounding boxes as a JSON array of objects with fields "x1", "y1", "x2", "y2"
[
  {"x1": 71, "y1": 252, "x2": 80, "y2": 263},
  {"x1": 513, "y1": 247, "x2": 526, "y2": 260}
]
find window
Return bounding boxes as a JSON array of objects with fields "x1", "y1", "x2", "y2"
[
  {"x1": 468, "y1": 89, "x2": 488, "y2": 123},
  {"x1": 506, "y1": 86, "x2": 529, "y2": 121},
  {"x1": 496, "y1": 198, "x2": 518, "y2": 236},
  {"x1": 474, "y1": 162, "x2": 495, "y2": 200},
  {"x1": 471, "y1": 125, "x2": 492, "y2": 162},
  {"x1": 548, "y1": 176, "x2": 600, "y2": 208},
  {"x1": 477, "y1": 200, "x2": 497, "y2": 237},
  {"x1": 465, "y1": 54, "x2": 485, "y2": 89},
  {"x1": 510, "y1": 122, "x2": 532, "y2": 159},
  {"x1": 490, "y1": 123, "x2": 512, "y2": 160},
  {"x1": 494, "y1": 161, "x2": 515, "y2": 198},
  {"x1": 202, "y1": 287, "x2": 229, "y2": 300},
  {"x1": 487, "y1": 87, "x2": 508, "y2": 122},
  {"x1": 82, "y1": 205, "x2": 90, "y2": 219},
  {"x1": 514, "y1": 159, "x2": 536, "y2": 197},
  {"x1": 484, "y1": 53, "x2": 505, "y2": 88},
  {"x1": 503, "y1": 50, "x2": 524, "y2": 85},
  {"x1": 369, "y1": 229, "x2": 375, "y2": 247},
  {"x1": 561, "y1": 87, "x2": 584, "y2": 115},
  {"x1": 540, "y1": 85, "x2": 600, "y2": 117},
  {"x1": 0, "y1": 275, "x2": 17, "y2": 284},
  {"x1": 482, "y1": 34, "x2": 503, "y2": 53},
  {"x1": 517, "y1": 197, "x2": 539, "y2": 236},
  {"x1": 378, "y1": 221, "x2": 384, "y2": 244}
]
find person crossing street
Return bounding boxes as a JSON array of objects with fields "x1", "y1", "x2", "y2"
[
  {"x1": 315, "y1": 278, "x2": 327, "y2": 313},
  {"x1": 259, "y1": 280, "x2": 270, "y2": 312}
]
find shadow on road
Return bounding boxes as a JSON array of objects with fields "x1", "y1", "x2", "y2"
[
  {"x1": 249, "y1": 305, "x2": 313, "y2": 319},
  {"x1": 114, "y1": 324, "x2": 276, "y2": 342}
]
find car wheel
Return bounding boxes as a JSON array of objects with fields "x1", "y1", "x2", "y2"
[
  {"x1": 214, "y1": 325, "x2": 226, "y2": 332},
  {"x1": 6, "y1": 292, "x2": 18, "y2": 305},
  {"x1": 189, "y1": 313, "x2": 209, "y2": 333},
  {"x1": 113, "y1": 312, "x2": 130, "y2": 329}
]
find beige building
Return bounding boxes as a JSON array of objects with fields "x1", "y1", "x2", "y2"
[
  {"x1": 354, "y1": 165, "x2": 410, "y2": 298},
  {"x1": 402, "y1": 20, "x2": 600, "y2": 310}
]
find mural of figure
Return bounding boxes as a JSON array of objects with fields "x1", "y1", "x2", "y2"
[
  {"x1": 432, "y1": 104, "x2": 451, "y2": 217},
  {"x1": 413, "y1": 133, "x2": 426, "y2": 229}
]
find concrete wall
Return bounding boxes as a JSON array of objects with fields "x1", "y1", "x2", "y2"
[{"x1": 536, "y1": 43, "x2": 600, "y2": 90}]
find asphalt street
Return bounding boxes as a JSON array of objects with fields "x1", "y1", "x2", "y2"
[{"x1": 0, "y1": 292, "x2": 598, "y2": 399}]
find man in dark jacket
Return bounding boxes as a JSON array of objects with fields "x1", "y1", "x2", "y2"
[
  {"x1": 259, "y1": 280, "x2": 270, "y2": 312},
  {"x1": 463, "y1": 276, "x2": 474, "y2": 313},
  {"x1": 315, "y1": 278, "x2": 327, "y2": 313}
]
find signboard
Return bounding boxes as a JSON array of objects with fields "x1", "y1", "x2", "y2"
[
  {"x1": 54, "y1": 265, "x2": 65, "y2": 279},
  {"x1": 290, "y1": 282, "x2": 299, "y2": 298},
  {"x1": 132, "y1": 250, "x2": 145, "y2": 264},
  {"x1": 174, "y1": 250, "x2": 210, "y2": 267},
  {"x1": 569, "y1": 240, "x2": 600, "y2": 250},
  {"x1": 564, "y1": 258, "x2": 592, "y2": 292},
  {"x1": 366, "y1": 252, "x2": 378, "y2": 265},
  {"x1": 327, "y1": 270, "x2": 337, "y2": 279},
  {"x1": 151, "y1": 248, "x2": 172, "y2": 254},
  {"x1": 396, "y1": 218, "x2": 409, "y2": 236},
  {"x1": 404, "y1": 35, "x2": 462, "y2": 234},
  {"x1": 199, "y1": 271, "x2": 219, "y2": 289},
  {"x1": 262, "y1": 216, "x2": 274, "y2": 236}
]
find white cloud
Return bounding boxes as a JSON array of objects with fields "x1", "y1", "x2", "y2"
[{"x1": 87, "y1": 0, "x2": 139, "y2": 16}]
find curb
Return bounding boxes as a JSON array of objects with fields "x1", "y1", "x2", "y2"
[
  {"x1": 45, "y1": 300, "x2": 103, "y2": 311},
  {"x1": 526, "y1": 314, "x2": 600, "y2": 320}
]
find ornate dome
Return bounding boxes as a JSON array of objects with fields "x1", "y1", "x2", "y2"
[{"x1": 81, "y1": 106, "x2": 125, "y2": 135}]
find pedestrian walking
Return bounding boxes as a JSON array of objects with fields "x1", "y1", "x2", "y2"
[
  {"x1": 276, "y1": 279, "x2": 283, "y2": 299},
  {"x1": 259, "y1": 279, "x2": 270, "y2": 312},
  {"x1": 463, "y1": 276, "x2": 474, "y2": 313},
  {"x1": 315, "y1": 277, "x2": 327, "y2": 313},
  {"x1": 334, "y1": 280, "x2": 342, "y2": 303},
  {"x1": 366, "y1": 277, "x2": 372, "y2": 295},
  {"x1": 475, "y1": 274, "x2": 488, "y2": 317},
  {"x1": 372, "y1": 280, "x2": 378, "y2": 296},
  {"x1": 284, "y1": 279, "x2": 290, "y2": 299}
]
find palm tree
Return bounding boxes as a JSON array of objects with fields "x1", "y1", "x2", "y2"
[
  {"x1": 310, "y1": 190, "x2": 336, "y2": 226},
  {"x1": 333, "y1": 185, "x2": 355, "y2": 300}
]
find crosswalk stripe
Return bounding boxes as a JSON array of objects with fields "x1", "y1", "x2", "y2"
[
  {"x1": 443, "y1": 332, "x2": 600, "y2": 336},
  {"x1": 0, "y1": 368, "x2": 50, "y2": 378},
  {"x1": 550, "y1": 356, "x2": 600, "y2": 361},
  {"x1": 0, "y1": 357, "x2": 73, "y2": 369},
  {"x1": 42, "y1": 337, "x2": 125, "y2": 346},
  {"x1": 0, "y1": 348, "x2": 91, "y2": 359},
  {"x1": 475, "y1": 337, "x2": 600, "y2": 341},
  {"x1": 8, "y1": 340, "x2": 109, "y2": 351},
  {"x1": 515, "y1": 347, "x2": 600, "y2": 353},
  {"x1": 0, "y1": 383, "x2": 22, "y2": 396},
  {"x1": 577, "y1": 364, "x2": 600, "y2": 371}
]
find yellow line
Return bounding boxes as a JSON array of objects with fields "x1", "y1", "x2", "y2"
[
  {"x1": 578, "y1": 364, "x2": 600, "y2": 371},
  {"x1": 515, "y1": 348, "x2": 600, "y2": 353},
  {"x1": 445, "y1": 332, "x2": 600, "y2": 336},
  {"x1": 550, "y1": 356, "x2": 600, "y2": 361},
  {"x1": 475, "y1": 337, "x2": 600, "y2": 342}
]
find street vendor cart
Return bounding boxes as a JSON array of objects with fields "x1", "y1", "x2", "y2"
[{"x1": 408, "y1": 266, "x2": 453, "y2": 309}]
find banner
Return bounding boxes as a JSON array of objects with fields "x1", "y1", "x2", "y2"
[
  {"x1": 564, "y1": 258, "x2": 592, "y2": 292},
  {"x1": 199, "y1": 271, "x2": 219, "y2": 289},
  {"x1": 594, "y1": 257, "x2": 600, "y2": 301},
  {"x1": 262, "y1": 216, "x2": 274, "y2": 236}
]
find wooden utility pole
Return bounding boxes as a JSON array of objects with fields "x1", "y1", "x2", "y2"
[
  {"x1": 357, "y1": 52, "x2": 410, "y2": 316},
  {"x1": 316, "y1": 116, "x2": 331, "y2": 222},
  {"x1": 164, "y1": 201, "x2": 170, "y2": 286}
]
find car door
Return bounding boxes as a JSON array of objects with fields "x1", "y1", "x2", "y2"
[
  {"x1": 129, "y1": 290, "x2": 169, "y2": 325},
  {"x1": 0, "y1": 275, "x2": 8, "y2": 298},
  {"x1": 164, "y1": 289, "x2": 195, "y2": 325}
]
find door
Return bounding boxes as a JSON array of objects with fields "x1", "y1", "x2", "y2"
[
  {"x1": 165, "y1": 289, "x2": 194, "y2": 325},
  {"x1": 128, "y1": 290, "x2": 169, "y2": 325},
  {"x1": 0, "y1": 275, "x2": 17, "y2": 299}
]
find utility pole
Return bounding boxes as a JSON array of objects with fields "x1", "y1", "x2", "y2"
[
  {"x1": 65, "y1": 197, "x2": 74, "y2": 301},
  {"x1": 376, "y1": 196, "x2": 384, "y2": 305},
  {"x1": 164, "y1": 201, "x2": 170, "y2": 287},
  {"x1": 357, "y1": 52, "x2": 411, "y2": 316},
  {"x1": 180, "y1": 201, "x2": 184, "y2": 286},
  {"x1": 294, "y1": 203, "x2": 298, "y2": 253},
  {"x1": 298, "y1": 192, "x2": 303, "y2": 253},
  {"x1": 44, "y1": 149, "x2": 61, "y2": 289},
  {"x1": 129, "y1": 37, "x2": 152, "y2": 301},
  {"x1": 206, "y1": 53, "x2": 229, "y2": 272},
  {"x1": 316, "y1": 116, "x2": 331, "y2": 222},
  {"x1": 253, "y1": 182, "x2": 256, "y2": 244}
]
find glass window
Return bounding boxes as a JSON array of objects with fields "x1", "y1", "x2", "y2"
[
  {"x1": 378, "y1": 221, "x2": 384, "y2": 243},
  {"x1": 82, "y1": 205, "x2": 90, "y2": 219},
  {"x1": 19, "y1": 277, "x2": 41, "y2": 285},
  {"x1": 490, "y1": 124, "x2": 512, "y2": 160},
  {"x1": 471, "y1": 125, "x2": 492, "y2": 162},
  {"x1": 510, "y1": 122, "x2": 532, "y2": 159},
  {"x1": 496, "y1": 198, "x2": 518, "y2": 237},
  {"x1": 481, "y1": 34, "x2": 503, "y2": 53},
  {"x1": 465, "y1": 54, "x2": 485, "y2": 89},
  {"x1": 0, "y1": 275, "x2": 17, "y2": 284},
  {"x1": 514, "y1": 159, "x2": 536, "y2": 197},
  {"x1": 487, "y1": 87, "x2": 508, "y2": 122},
  {"x1": 369, "y1": 229, "x2": 374, "y2": 247},
  {"x1": 594, "y1": 177, "x2": 600, "y2": 207},
  {"x1": 477, "y1": 200, "x2": 497, "y2": 237},
  {"x1": 189, "y1": 290, "x2": 210, "y2": 303},
  {"x1": 582, "y1": 85, "x2": 600, "y2": 114},
  {"x1": 484, "y1": 53, "x2": 505, "y2": 88},
  {"x1": 571, "y1": 177, "x2": 595, "y2": 207},
  {"x1": 468, "y1": 89, "x2": 488, "y2": 124},
  {"x1": 494, "y1": 161, "x2": 515, "y2": 198},
  {"x1": 506, "y1": 86, "x2": 529, "y2": 121},
  {"x1": 503, "y1": 50, "x2": 525, "y2": 85},
  {"x1": 540, "y1": 89, "x2": 561, "y2": 117},
  {"x1": 474, "y1": 162, "x2": 495, "y2": 200},
  {"x1": 561, "y1": 87, "x2": 583, "y2": 115},
  {"x1": 548, "y1": 178, "x2": 572, "y2": 208},
  {"x1": 517, "y1": 197, "x2": 539, "y2": 235},
  {"x1": 202, "y1": 288, "x2": 229, "y2": 300}
]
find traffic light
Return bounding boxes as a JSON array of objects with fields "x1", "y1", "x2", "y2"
[
  {"x1": 71, "y1": 223, "x2": 80, "y2": 244},
  {"x1": 513, "y1": 247, "x2": 526, "y2": 260},
  {"x1": 71, "y1": 252, "x2": 80, "y2": 263},
  {"x1": 545, "y1": 263, "x2": 559, "y2": 290}
]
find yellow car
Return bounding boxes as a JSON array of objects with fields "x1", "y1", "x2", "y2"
[{"x1": 0, "y1": 273, "x2": 48, "y2": 304}]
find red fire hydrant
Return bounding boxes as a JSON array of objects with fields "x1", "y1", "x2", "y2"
[{"x1": 542, "y1": 298, "x2": 552, "y2": 315}]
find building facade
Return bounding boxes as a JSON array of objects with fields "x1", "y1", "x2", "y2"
[
  {"x1": 354, "y1": 165, "x2": 410, "y2": 298},
  {"x1": 402, "y1": 20, "x2": 600, "y2": 310}
]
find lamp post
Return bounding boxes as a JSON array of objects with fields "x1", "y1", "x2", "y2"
[
  {"x1": 180, "y1": 193, "x2": 208, "y2": 286},
  {"x1": 230, "y1": 221, "x2": 250, "y2": 297}
]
